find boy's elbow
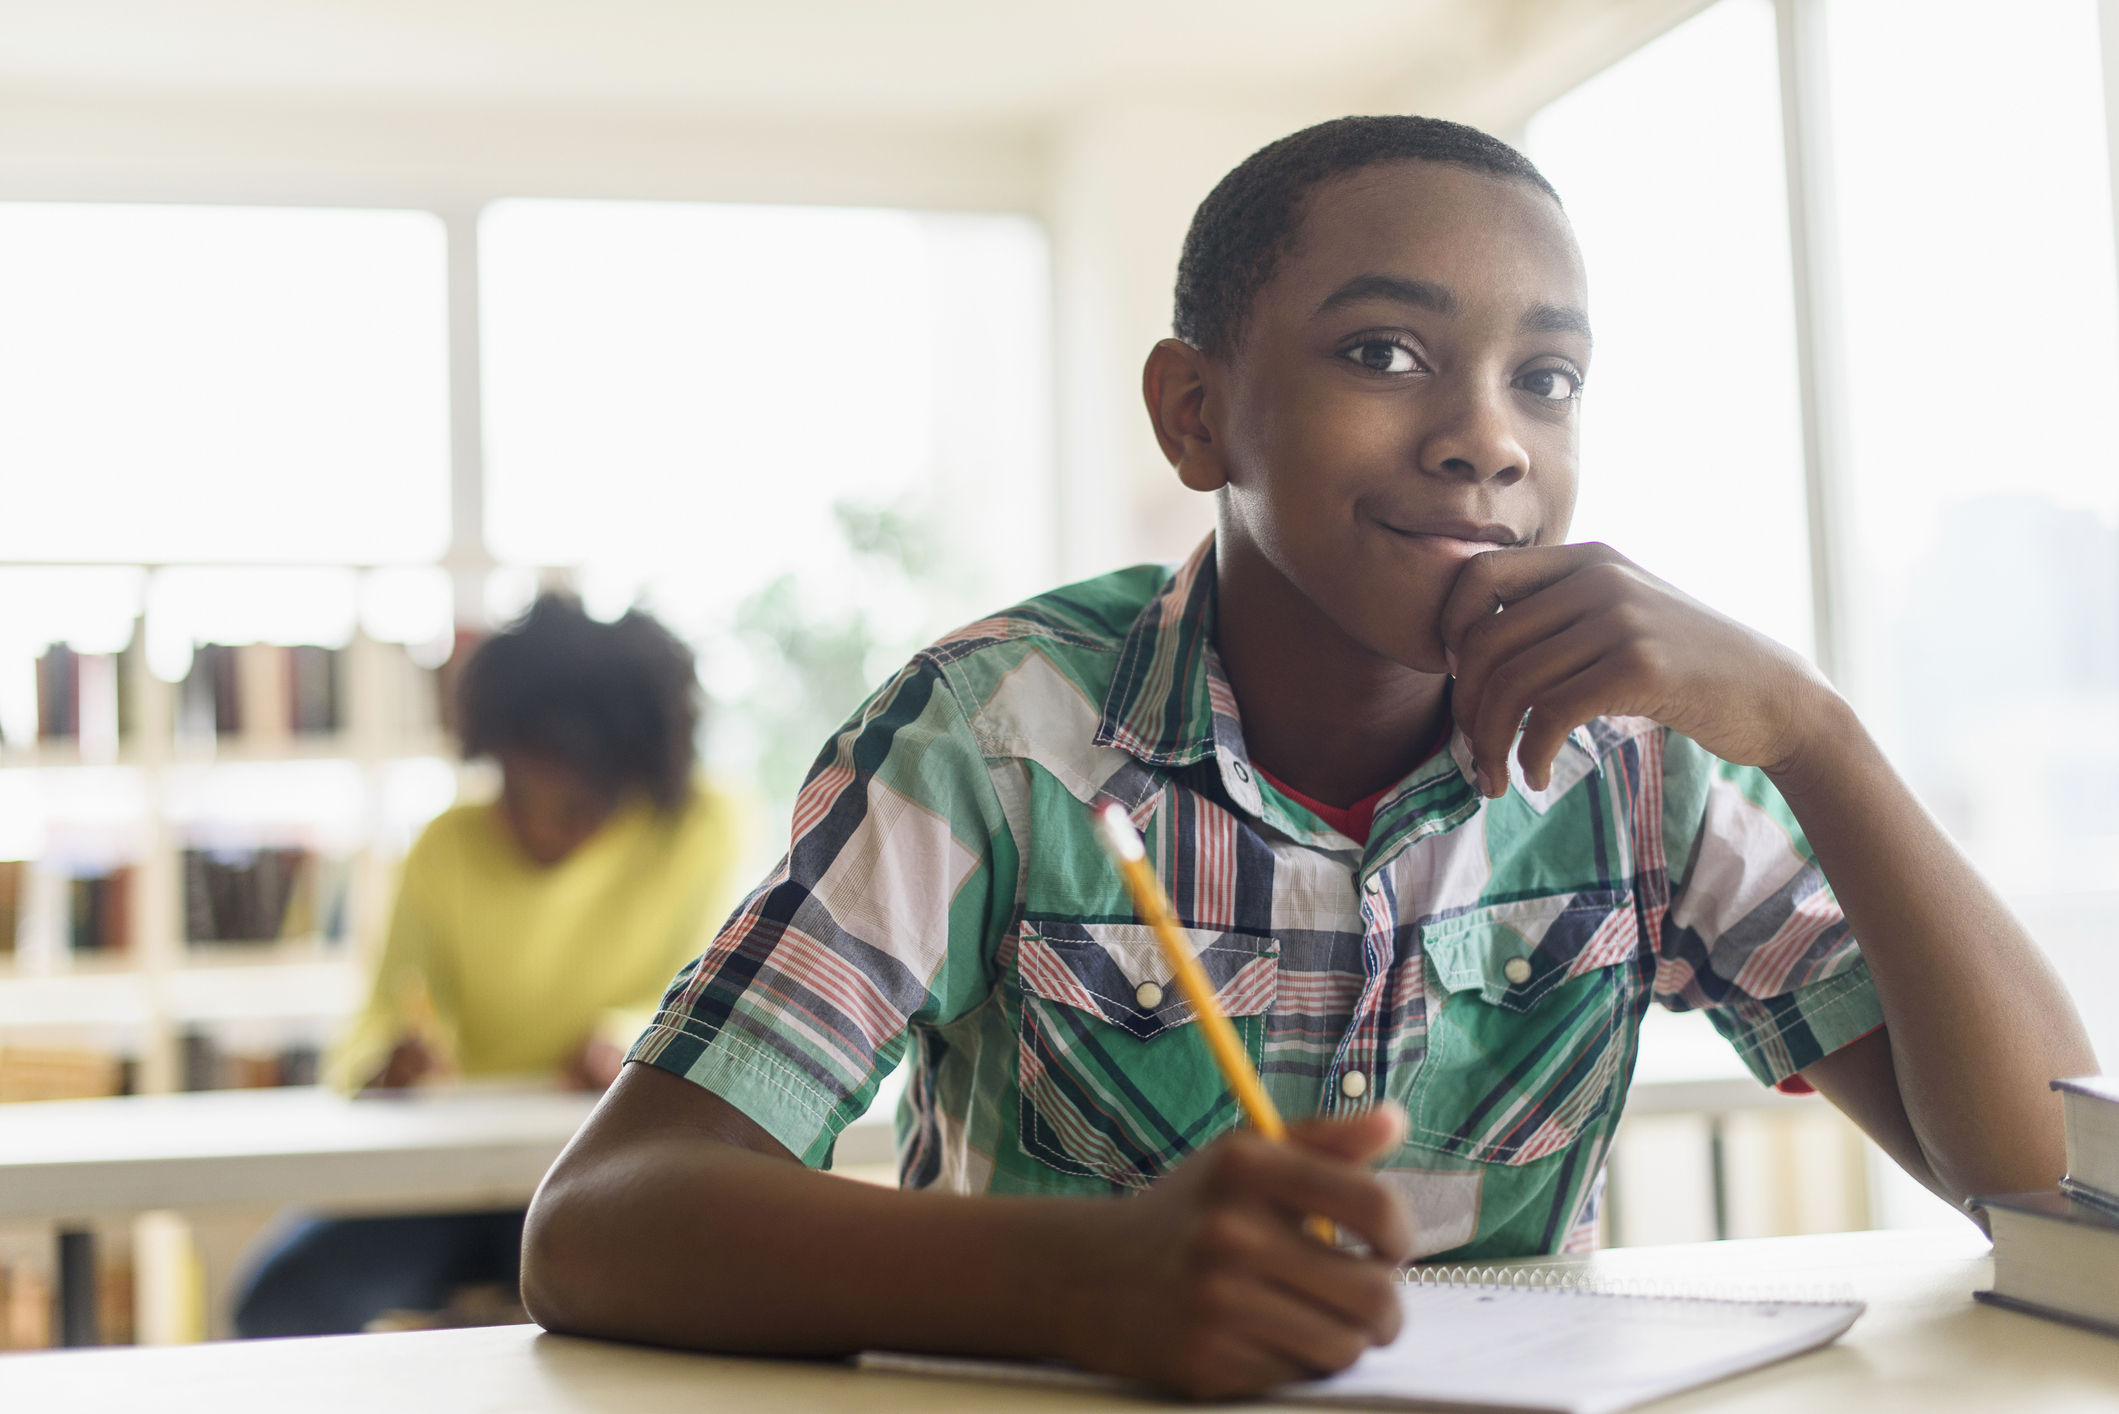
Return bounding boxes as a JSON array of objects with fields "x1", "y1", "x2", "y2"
[{"x1": 520, "y1": 1169, "x2": 600, "y2": 1335}]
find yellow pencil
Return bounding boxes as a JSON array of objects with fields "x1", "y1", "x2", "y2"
[{"x1": 1093, "y1": 800, "x2": 1335, "y2": 1243}]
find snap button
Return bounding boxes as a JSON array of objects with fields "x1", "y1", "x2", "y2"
[
  {"x1": 1134, "y1": 980, "x2": 1164, "y2": 1010},
  {"x1": 1339, "y1": 1070, "x2": 1368, "y2": 1099},
  {"x1": 1363, "y1": 874, "x2": 1386, "y2": 894},
  {"x1": 1503, "y1": 956, "x2": 1533, "y2": 985}
]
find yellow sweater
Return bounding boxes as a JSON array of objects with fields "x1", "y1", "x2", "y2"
[{"x1": 327, "y1": 781, "x2": 746, "y2": 1091}]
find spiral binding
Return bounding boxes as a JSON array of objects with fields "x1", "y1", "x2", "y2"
[{"x1": 1392, "y1": 1263, "x2": 1857, "y2": 1307}]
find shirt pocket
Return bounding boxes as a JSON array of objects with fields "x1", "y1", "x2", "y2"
[
  {"x1": 1408, "y1": 890, "x2": 1638, "y2": 1167},
  {"x1": 1016, "y1": 920, "x2": 1280, "y2": 1190}
]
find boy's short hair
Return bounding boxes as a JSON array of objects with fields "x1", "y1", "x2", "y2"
[
  {"x1": 1173, "y1": 115, "x2": 1562, "y2": 359},
  {"x1": 458, "y1": 592, "x2": 699, "y2": 811}
]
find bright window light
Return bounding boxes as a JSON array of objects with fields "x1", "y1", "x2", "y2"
[
  {"x1": 1826, "y1": 0, "x2": 2119, "y2": 891},
  {"x1": 1527, "y1": 0, "x2": 1813, "y2": 658},
  {"x1": 0, "y1": 204, "x2": 450, "y2": 565},
  {"x1": 480, "y1": 201, "x2": 1053, "y2": 630},
  {"x1": 481, "y1": 200, "x2": 1054, "y2": 827}
]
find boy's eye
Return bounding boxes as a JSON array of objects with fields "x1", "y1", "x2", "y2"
[
  {"x1": 1344, "y1": 339, "x2": 1419, "y2": 374},
  {"x1": 1519, "y1": 367, "x2": 1583, "y2": 402}
]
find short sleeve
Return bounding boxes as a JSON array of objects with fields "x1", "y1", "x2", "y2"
[
  {"x1": 628, "y1": 655, "x2": 1017, "y2": 1167},
  {"x1": 1650, "y1": 731, "x2": 1885, "y2": 1088}
]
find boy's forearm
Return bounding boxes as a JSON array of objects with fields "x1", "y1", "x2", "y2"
[
  {"x1": 524, "y1": 1118, "x2": 1101, "y2": 1359},
  {"x1": 1769, "y1": 692, "x2": 2095, "y2": 1199}
]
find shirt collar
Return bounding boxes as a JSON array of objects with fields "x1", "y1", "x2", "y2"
[
  {"x1": 1090, "y1": 533, "x2": 1597, "y2": 860},
  {"x1": 1094, "y1": 535, "x2": 1222, "y2": 770}
]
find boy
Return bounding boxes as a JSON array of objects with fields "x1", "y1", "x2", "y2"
[{"x1": 521, "y1": 117, "x2": 2093, "y2": 1398}]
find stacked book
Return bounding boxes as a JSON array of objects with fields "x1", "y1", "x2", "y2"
[{"x1": 1973, "y1": 1077, "x2": 2119, "y2": 1335}]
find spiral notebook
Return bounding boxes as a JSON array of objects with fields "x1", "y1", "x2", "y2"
[{"x1": 859, "y1": 1269, "x2": 1864, "y2": 1414}]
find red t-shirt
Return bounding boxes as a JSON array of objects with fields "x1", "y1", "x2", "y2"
[
  {"x1": 1256, "y1": 770, "x2": 1393, "y2": 845},
  {"x1": 1253, "y1": 725, "x2": 1451, "y2": 847}
]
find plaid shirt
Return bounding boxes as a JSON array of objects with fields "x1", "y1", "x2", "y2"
[{"x1": 635, "y1": 538, "x2": 1882, "y2": 1260}]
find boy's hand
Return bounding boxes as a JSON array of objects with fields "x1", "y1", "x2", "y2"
[
  {"x1": 1059, "y1": 1103, "x2": 1412, "y2": 1400},
  {"x1": 1439, "y1": 544, "x2": 1835, "y2": 796}
]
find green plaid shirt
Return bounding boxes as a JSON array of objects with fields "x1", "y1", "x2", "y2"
[{"x1": 635, "y1": 538, "x2": 1882, "y2": 1259}]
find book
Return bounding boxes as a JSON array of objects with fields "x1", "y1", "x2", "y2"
[
  {"x1": 66, "y1": 868, "x2": 133, "y2": 955},
  {"x1": 2052, "y1": 1077, "x2": 2119, "y2": 1215},
  {"x1": 288, "y1": 644, "x2": 343, "y2": 735},
  {"x1": 860, "y1": 1272, "x2": 1864, "y2": 1414},
  {"x1": 0, "y1": 860, "x2": 21, "y2": 957},
  {"x1": 1970, "y1": 1189, "x2": 2119, "y2": 1337},
  {"x1": 35, "y1": 643, "x2": 78, "y2": 739}
]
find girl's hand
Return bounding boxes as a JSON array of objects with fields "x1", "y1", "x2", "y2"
[
  {"x1": 1438, "y1": 544, "x2": 1837, "y2": 797},
  {"x1": 562, "y1": 1037, "x2": 626, "y2": 1092},
  {"x1": 368, "y1": 1036, "x2": 439, "y2": 1092},
  {"x1": 1058, "y1": 1104, "x2": 1412, "y2": 1399}
]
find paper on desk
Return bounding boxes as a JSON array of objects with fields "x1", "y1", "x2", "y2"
[{"x1": 860, "y1": 1283, "x2": 1863, "y2": 1414}]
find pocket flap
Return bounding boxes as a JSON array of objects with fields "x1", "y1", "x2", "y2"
[
  {"x1": 1421, "y1": 890, "x2": 1636, "y2": 1012},
  {"x1": 1019, "y1": 922, "x2": 1279, "y2": 1040}
]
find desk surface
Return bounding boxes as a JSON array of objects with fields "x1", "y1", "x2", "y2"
[
  {"x1": 0, "y1": 1086, "x2": 603, "y2": 1221},
  {"x1": 0, "y1": 1084, "x2": 902, "y2": 1221},
  {"x1": 0, "y1": 1066, "x2": 1778, "y2": 1225},
  {"x1": 2, "y1": 1229, "x2": 2111, "y2": 1413}
]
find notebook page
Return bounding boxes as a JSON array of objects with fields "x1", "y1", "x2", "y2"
[{"x1": 1289, "y1": 1284, "x2": 1863, "y2": 1414}]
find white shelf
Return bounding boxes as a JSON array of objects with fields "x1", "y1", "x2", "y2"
[
  {"x1": 1, "y1": 631, "x2": 469, "y2": 1090},
  {"x1": 0, "y1": 971, "x2": 154, "y2": 1029}
]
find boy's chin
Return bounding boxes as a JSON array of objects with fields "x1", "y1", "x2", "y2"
[{"x1": 1360, "y1": 619, "x2": 1452, "y2": 677}]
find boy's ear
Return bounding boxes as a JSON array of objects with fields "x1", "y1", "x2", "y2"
[{"x1": 1142, "y1": 338, "x2": 1229, "y2": 493}]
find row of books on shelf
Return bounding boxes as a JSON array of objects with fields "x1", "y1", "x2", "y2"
[
  {"x1": 184, "y1": 847, "x2": 351, "y2": 945},
  {"x1": 16, "y1": 634, "x2": 473, "y2": 749},
  {"x1": 0, "y1": 1038, "x2": 324, "y2": 1351},
  {"x1": 0, "y1": 851, "x2": 351, "y2": 955},
  {"x1": 179, "y1": 642, "x2": 347, "y2": 738},
  {"x1": 0, "y1": 1038, "x2": 322, "y2": 1105},
  {"x1": 0, "y1": 1250, "x2": 131, "y2": 1351}
]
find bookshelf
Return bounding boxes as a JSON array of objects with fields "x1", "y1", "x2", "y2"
[{"x1": 0, "y1": 620, "x2": 480, "y2": 1098}]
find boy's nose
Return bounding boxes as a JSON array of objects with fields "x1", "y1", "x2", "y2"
[{"x1": 1418, "y1": 383, "x2": 1530, "y2": 485}]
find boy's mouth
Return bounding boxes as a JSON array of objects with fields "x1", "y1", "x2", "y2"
[{"x1": 1375, "y1": 516, "x2": 1523, "y2": 560}]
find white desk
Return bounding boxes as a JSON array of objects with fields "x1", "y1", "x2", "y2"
[
  {"x1": 2, "y1": 1228, "x2": 2110, "y2": 1413},
  {"x1": 0, "y1": 1084, "x2": 899, "y2": 1221},
  {"x1": 0, "y1": 1083, "x2": 895, "y2": 1343},
  {"x1": 0, "y1": 1087, "x2": 599, "y2": 1222}
]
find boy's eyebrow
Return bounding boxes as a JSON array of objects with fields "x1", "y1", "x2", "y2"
[
  {"x1": 1522, "y1": 302, "x2": 1593, "y2": 343},
  {"x1": 1312, "y1": 273, "x2": 1457, "y2": 318},
  {"x1": 1312, "y1": 276, "x2": 1593, "y2": 345}
]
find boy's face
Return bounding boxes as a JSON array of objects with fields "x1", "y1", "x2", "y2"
[{"x1": 1200, "y1": 160, "x2": 1588, "y2": 675}]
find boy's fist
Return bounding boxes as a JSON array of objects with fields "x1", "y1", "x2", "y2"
[
  {"x1": 1439, "y1": 544, "x2": 1837, "y2": 797},
  {"x1": 1058, "y1": 1103, "x2": 1413, "y2": 1399}
]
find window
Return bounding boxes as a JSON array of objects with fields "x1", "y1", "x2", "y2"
[
  {"x1": 480, "y1": 200, "x2": 1054, "y2": 816},
  {"x1": 0, "y1": 204, "x2": 451, "y2": 565},
  {"x1": 1526, "y1": 0, "x2": 1813, "y2": 658},
  {"x1": 1827, "y1": 0, "x2": 2119, "y2": 896}
]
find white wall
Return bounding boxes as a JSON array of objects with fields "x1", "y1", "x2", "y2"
[{"x1": 0, "y1": 1, "x2": 1712, "y2": 577}]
